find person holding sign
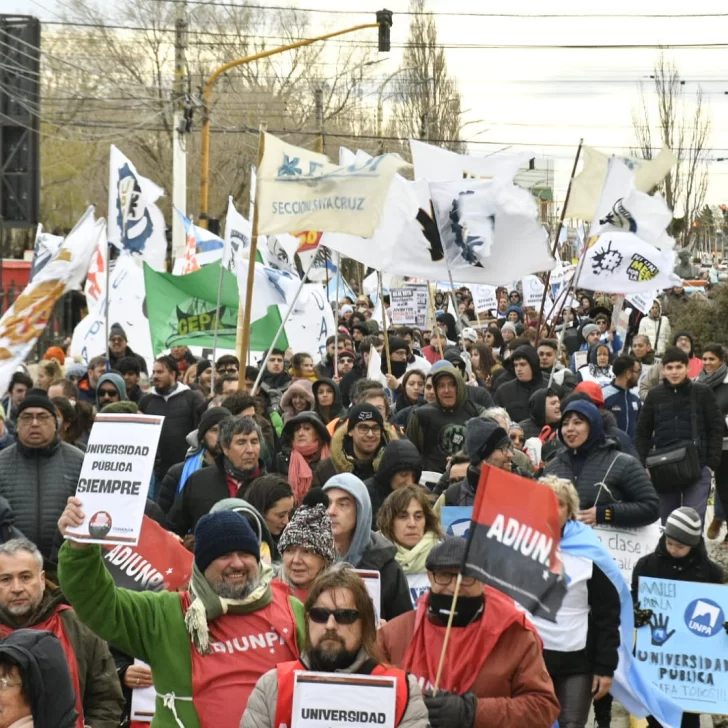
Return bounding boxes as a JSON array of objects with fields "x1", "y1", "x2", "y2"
[
  {"x1": 242, "y1": 566, "x2": 428, "y2": 728},
  {"x1": 378, "y1": 537, "x2": 559, "y2": 728},
  {"x1": 57, "y1": 504, "x2": 304, "y2": 727}
]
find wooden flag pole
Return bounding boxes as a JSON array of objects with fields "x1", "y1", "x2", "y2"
[
  {"x1": 535, "y1": 138, "x2": 583, "y2": 338},
  {"x1": 334, "y1": 252, "x2": 341, "y2": 378},
  {"x1": 428, "y1": 283, "x2": 445, "y2": 360},
  {"x1": 378, "y1": 271, "x2": 392, "y2": 375},
  {"x1": 238, "y1": 124, "x2": 266, "y2": 387},
  {"x1": 432, "y1": 573, "x2": 463, "y2": 696}
]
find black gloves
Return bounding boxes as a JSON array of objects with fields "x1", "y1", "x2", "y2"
[
  {"x1": 634, "y1": 600, "x2": 654, "y2": 629},
  {"x1": 423, "y1": 689, "x2": 477, "y2": 728}
]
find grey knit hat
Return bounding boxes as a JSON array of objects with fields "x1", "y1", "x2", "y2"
[
  {"x1": 665, "y1": 507, "x2": 702, "y2": 547},
  {"x1": 278, "y1": 504, "x2": 337, "y2": 564},
  {"x1": 426, "y1": 536, "x2": 466, "y2": 572},
  {"x1": 581, "y1": 323, "x2": 600, "y2": 340},
  {"x1": 501, "y1": 322, "x2": 517, "y2": 335}
]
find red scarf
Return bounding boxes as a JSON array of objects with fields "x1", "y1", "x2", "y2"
[
  {"x1": 287, "y1": 442, "x2": 330, "y2": 503},
  {"x1": 0, "y1": 606, "x2": 84, "y2": 727},
  {"x1": 402, "y1": 587, "x2": 539, "y2": 694}
]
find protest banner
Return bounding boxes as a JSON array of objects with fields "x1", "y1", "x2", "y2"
[
  {"x1": 102, "y1": 515, "x2": 193, "y2": 592},
  {"x1": 473, "y1": 285, "x2": 497, "y2": 315},
  {"x1": 440, "y1": 507, "x2": 473, "y2": 538},
  {"x1": 390, "y1": 286, "x2": 429, "y2": 328},
  {"x1": 594, "y1": 521, "x2": 661, "y2": 584},
  {"x1": 130, "y1": 660, "x2": 154, "y2": 723},
  {"x1": 522, "y1": 275, "x2": 547, "y2": 308},
  {"x1": 628, "y1": 290, "x2": 661, "y2": 316},
  {"x1": 291, "y1": 672, "x2": 396, "y2": 728},
  {"x1": 635, "y1": 576, "x2": 728, "y2": 715},
  {"x1": 65, "y1": 414, "x2": 164, "y2": 546},
  {"x1": 354, "y1": 569, "x2": 381, "y2": 626}
]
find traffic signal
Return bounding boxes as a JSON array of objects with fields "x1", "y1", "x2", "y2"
[{"x1": 376, "y1": 9, "x2": 392, "y2": 53}]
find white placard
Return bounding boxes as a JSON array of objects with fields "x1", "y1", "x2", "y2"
[
  {"x1": 292, "y1": 671, "x2": 396, "y2": 728},
  {"x1": 390, "y1": 286, "x2": 429, "y2": 328},
  {"x1": 473, "y1": 285, "x2": 497, "y2": 315},
  {"x1": 627, "y1": 290, "x2": 661, "y2": 316},
  {"x1": 129, "y1": 660, "x2": 155, "y2": 723},
  {"x1": 594, "y1": 521, "x2": 662, "y2": 584},
  {"x1": 65, "y1": 414, "x2": 164, "y2": 546},
  {"x1": 354, "y1": 569, "x2": 381, "y2": 625},
  {"x1": 522, "y1": 275, "x2": 546, "y2": 308}
]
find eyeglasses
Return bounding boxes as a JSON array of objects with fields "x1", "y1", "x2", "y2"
[
  {"x1": 431, "y1": 572, "x2": 477, "y2": 588},
  {"x1": 338, "y1": 358, "x2": 354, "y2": 365},
  {"x1": 98, "y1": 389, "x2": 118, "y2": 399},
  {"x1": 18, "y1": 413, "x2": 53, "y2": 424},
  {"x1": 309, "y1": 607, "x2": 360, "y2": 625},
  {"x1": 354, "y1": 423, "x2": 381, "y2": 436},
  {"x1": 0, "y1": 676, "x2": 21, "y2": 690}
]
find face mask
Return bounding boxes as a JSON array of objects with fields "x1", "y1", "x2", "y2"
[
  {"x1": 383, "y1": 358, "x2": 407, "y2": 379},
  {"x1": 428, "y1": 591, "x2": 484, "y2": 627}
]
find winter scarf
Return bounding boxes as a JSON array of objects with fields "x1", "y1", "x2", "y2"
[
  {"x1": 224, "y1": 456, "x2": 262, "y2": 483},
  {"x1": 698, "y1": 363, "x2": 728, "y2": 390},
  {"x1": 393, "y1": 530, "x2": 440, "y2": 575},
  {"x1": 288, "y1": 441, "x2": 330, "y2": 503},
  {"x1": 184, "y1": 560, "x2": 275, "y2": 654}
]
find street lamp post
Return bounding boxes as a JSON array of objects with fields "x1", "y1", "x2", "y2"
[{"x1": 199, "y1": 9, "x2": 393, "y2": 227}]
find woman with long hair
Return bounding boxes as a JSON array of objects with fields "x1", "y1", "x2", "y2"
[
  {"x1": 244, "y1": 475, "x2": 295, "y2": 562},
  {"x1": 377, "y1": 485, "x2": 443, "y2": 606},
  {"x1": 51, "y1": 397, "x2": 94, "y2": 451},
  {"x1": 311, "y1": 378, "x2": 344, "y2": 425},
  {"x1": 395, "y1": 370, "x2": 425, "y2": 413},
  {"x1": 470, "y1": 343, "x2": 502, "y2": 390},
  {"x1": 483, "y1": 326, "x2": 505, "y2": 361},
  {"x1": 36, "y1": 360, "x2": 62, "y2": 390},
  {"x1": 290, "y1": 352, "x2": 318, "y2": 383}
]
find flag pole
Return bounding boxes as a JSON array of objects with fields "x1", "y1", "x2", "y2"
[
  {"x1": 378, "y1": 271, "x2": 392, "y2": 375},
  {"x1": 238, "y1": 124, "x2": 266, "y2": 388},
  {"x1": 535, "y1": 138, "x2": 583, "y2": 339},
  {"x1": 210, "y1": 261, "x2": 226, "y2": 392},
  {"x1": 251, "y1": 251, "x2": 320, "y2": 395},
  {"x1": 432, "y1": 573, "x2": 463, "y2": 696},
  {"x1": 334, "y1": 252, "x2": 341, "y2": 378},
  {"x1": 428, "y1": 283, "x2": 445, "y2": 360},
  {"x1": 104, "y1": 239, "x2": 111, "y2": 372}
]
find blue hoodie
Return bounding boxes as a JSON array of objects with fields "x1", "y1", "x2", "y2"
[
  {"x1": 504, "y1": 304, "x2": 524, "y2": 323},
  {"x1": 322, "y1": 473, "x2": 372, "y2": 567}
]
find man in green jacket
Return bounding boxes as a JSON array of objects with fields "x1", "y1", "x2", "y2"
[
  {"x1": 0, "y1": 537, "x2": 123, "y2": 727},
  {"x1": 58, "y1": 500, "x2": 305, "y2": 728}
]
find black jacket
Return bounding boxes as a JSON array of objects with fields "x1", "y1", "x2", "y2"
[
  {"x1": 635, "y1": 378, "x2": 723, "y2": 471},
  {"x1": 165, "y1": 456, "x2": 266, "y2": 535},
  {"x1": 109, "y1": 345, "x2": 148, "y2": 374},
  {"x1": 494, "y1": 346, "x2": 546, "y2": 422},
  {"x1": 519, "y1": 389, "x2": 559, "y2": 440},
  {"x1": 631, "y1": 535, "x2": 723, "y2": 603},
  {"x1": 138, "y1": 384, "x2": 205, "y2": 481},
  {"x1": 312, "y1": 378, "x2": 345, "y2": 425}
]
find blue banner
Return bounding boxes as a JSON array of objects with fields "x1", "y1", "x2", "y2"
[
  {"x1": 635, "y1": 576, "x2": 728, "y2": 716},
  {"x1": 440, "y1": 507, "x2": 472, "y2": 538}
]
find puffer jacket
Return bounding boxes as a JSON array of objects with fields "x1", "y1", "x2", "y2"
[
  {"x1": 0, "y1": 438, "x2": 83, "y2": 562},
  {"x1": 241, "y1": 649, "x2": 429, "y2": 728},
  {"x1": 494, "y1": 346, "x2": 546, "y2": 422},
  {"x1": 637, "y1": 301, "x2": 671, "y2": 355},
  {"x1": 545, "y1": 401, "x2": 659, "y2": 528}
]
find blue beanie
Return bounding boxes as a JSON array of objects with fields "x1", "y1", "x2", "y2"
[{"x1": 194, "y1": 511, "x2": 260, "y2": 572}]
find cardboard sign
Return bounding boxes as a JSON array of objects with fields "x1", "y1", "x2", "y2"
[
  {"x1": 65, "y1": 414, "x2": 164, "y2": 546},
  {"x1": 390, "y1": 285, "x2": 429, "y2": 328},
  {"x1": 636, "y1": 577, "x2": 728, "y2": 715},
  {"x1": 129, "y1": 660, "x2": 155, "y2": 723},
  {"x1": 594, "y1": 521, "x2": 661, "y2": 585},
  {"x1": 473, "y1": 285, "x2": 497, "y2": 315},
  {"x1": 292, "y1": 671, "x2": 396, "y2": 728},
  {"x1": 440, "y1": 507, "x2": 473, "y2": 538},
  {"x1": 354, "y1": 569, "x2": 381, "y2": 625},
  {"x1": 522, "y1": 275, "x2": 546, "y2": 308}
]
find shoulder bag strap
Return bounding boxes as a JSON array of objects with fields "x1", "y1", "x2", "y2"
[{"x1": 689, "y1": 382, "x2": 698, "y2": 446}]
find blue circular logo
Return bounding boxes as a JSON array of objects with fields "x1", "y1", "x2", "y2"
[
  {"x1": 446, "y1": 519, "x2": 470, "y2": 539},
  {"x1": 684, "y1": 598, "x2": 725, "y2": 638}
]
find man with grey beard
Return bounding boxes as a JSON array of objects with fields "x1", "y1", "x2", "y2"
[
  {"x1": 0, "y1": 538, "x2": 123, "y2": 727},
  {"x1": 57, "y1": 502, "x2": 305, "y2": 726}
]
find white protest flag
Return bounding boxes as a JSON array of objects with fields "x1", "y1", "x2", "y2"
[
  {"x1": 628, "y1": 289, "x2": 661, "y2": 316},
  {"x1": 565, "y1": 145, "x2": 677, "y2": 221},
  {"x1": 107, "y1": 145, "x2": 167, "y2": 271},
  {"x1": 578, "y1": 159, "x2": 682, "y2": 294},
  {"x1": 410, "y1": 139, "x2": 532, "y2": 183},
  {"x1": 223, "y1": 196, "x2": 251, "y2": 273},
  {"x1": 282, "y1": 284, "x2": 335, "y2": 364},
  {"x1": 172, "y1": 209, "x2": 224, "y2": 275},
  {"x1": 256, "y1": 132, "x2": 408, "y2": 237},
  {"x1": 0, "y1": 207, "x2": 100, "y2": 395},
  {"x1": 236, "y1": 253, "x2": 301, "y2": 324},
  {"x1": 29, "y1": 224, "x2": 64, "y2": 283},
  {"x1": 84, "y1": 222, "x2": 108, "y2": 311},
  {"x1": 366, "y1": 343, "x2": 389, "y2": 387},
  {"x1": 71, "y1": 254, "x2": 154, "y2": 369}
]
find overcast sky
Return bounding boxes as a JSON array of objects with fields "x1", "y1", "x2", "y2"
[{"x1": 7, "y1": 0, "x2": 728, "y2": 214}]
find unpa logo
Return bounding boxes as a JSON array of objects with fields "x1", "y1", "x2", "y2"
[{"x1": 684, "y1": 598, "x2": 724, "y2": 637}]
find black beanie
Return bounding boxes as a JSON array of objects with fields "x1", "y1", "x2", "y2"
[
  {"x1": 465, "y1": 418, "x2": 510, "y2": 465},
  {"x1": 198, "y1": 407, "x2": 231, "y2": 442},
  {"x1": 347, "y1": 403, "x2": 384, "y2": 432},
  {"x1": 194, "y1": 511, "x2": 260, "y2": 571},
  {"x1": 17, "y1": 389, "x2": 57, "y2": 419},
  {"x1": 109, "y1": 322, "x2": 127, "y2": 340}
]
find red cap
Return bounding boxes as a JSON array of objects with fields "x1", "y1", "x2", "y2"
[{"x1": 575, "y1": 381, "x2": 604, "y2": 408}]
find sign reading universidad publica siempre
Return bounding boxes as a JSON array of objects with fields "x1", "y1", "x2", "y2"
[
  {"x1": 635, "y1": 576, "x2": 728, "y2": 715},
  {"x1": 65, "y1": 414, "x2": 164, "y2": 546},
  {"x1": 291, "y1": 671, "x2": 396, "y2": 728}
]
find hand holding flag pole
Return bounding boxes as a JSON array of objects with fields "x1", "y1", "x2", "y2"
[
  {"x1": 432, "y1": 572, "x2": 463, "y2": 697},
  {"x1": 334, "y1": 252, "x2": 341, "y2": 379}
]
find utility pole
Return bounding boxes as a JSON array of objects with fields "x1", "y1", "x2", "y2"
[
  {"x1": 172, "y1": 3, "x2": 189, "y2": 260},
  {"x1": 314, "y1": 87, "x2": 324, "y2": 154},
  {"x1": 419, "y1": 112, "x2": 427, "y2": 141}
]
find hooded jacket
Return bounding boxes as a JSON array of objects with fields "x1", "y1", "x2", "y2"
[
  {"x1": 0, "y1": 591, "x2": 124, "y2": 728},
  {"x1": 94, "y1": 372, "x2": 127, "y2": 411},
  {"x1": 405, "y1": 366, "x2": 483, "y2": 473},
  {"x1": 275, "y1": 412, "x2": 331, "y2": 478},
  {"x1": 519, "y1": 389, "x2": 560, "y2": 440},
  {"x1": 312, "y1": 378, "x2": 345, "y2": 425},
  {"x1": 544, "y1": 400, "x2": 659, "y2": 527},
  {"x1": 278, "y1": 381, "x2": 315, "y2": 423},
  {"x1": 322, "y1": 474, "x2": 412, "y2": 621},
  {"x1": 637, "y1": 300, "x2": 671, "y2": 356},
  {"x1": 494, "y1": 346, "x2": 546, "y2": 422},
  {"x1": 363, "y1": 440, "x2": 423, "y2": 527},
  {"x1": 504, "y1": 304, "x2": 524, "y2": 323},
  {"x1": 0, "y1": 629, "x2": 78, "y2": 728}
]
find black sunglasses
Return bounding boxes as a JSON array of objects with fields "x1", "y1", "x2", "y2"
[
  {"x1": 308, "y1": 607, "x2": 360, "y2": 625},
  {"x1": 98, "y1": 389, "x2": 118, "y2": 398}
]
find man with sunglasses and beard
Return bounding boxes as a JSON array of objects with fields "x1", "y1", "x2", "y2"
[
  {"x1": 242, "y1": 567, "x2": 428, "y2": 728},
  {"x1": 378, "y1": 537, "x2": 560, "y2": 728}
]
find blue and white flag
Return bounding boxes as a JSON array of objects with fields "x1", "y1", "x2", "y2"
[
  {"x1": 223, "y1": 196, "x2": 251, "y2": 273},
  {"x1": 172, "y1": 208, "x2": 224, "y2": 274},
  {"x1": 235, "y1": 256, "x2": 302, "y2": 324},
  {"x1": 30, "y1": 224, "x2": 63, "y2": 283},
  {"x1": 107, "y1": 145, "x2": 167, "y2": 271}
]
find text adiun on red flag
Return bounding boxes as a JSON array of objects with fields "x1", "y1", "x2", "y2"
[
  {"x1": 462, "y1": 465, "x2": 566, "y2": 622},
  {"x1": 102, "y1": 515, "x2": 192, "y2": 592}
]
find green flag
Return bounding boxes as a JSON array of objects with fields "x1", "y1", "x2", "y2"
[{"x1": 143, "y1": 261, "x2": 288, "y2": 356}]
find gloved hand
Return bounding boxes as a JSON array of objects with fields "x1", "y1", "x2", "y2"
[
  {"x1": 423, "y1": 689, "x2": 477, "y2": 728},
  {"x1": 634, "y1": 601, "x2": 654, "y2": 629}
]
